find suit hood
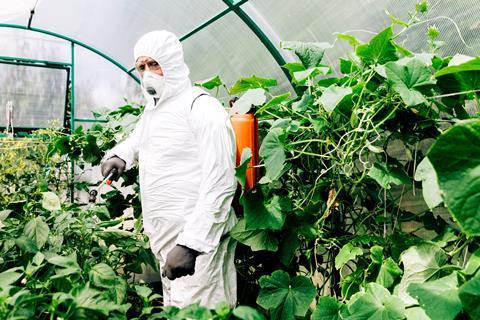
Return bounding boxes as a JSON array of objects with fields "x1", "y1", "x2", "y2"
[{"x1": 134, "y1": 30, "x2": 191, "y2": 109}]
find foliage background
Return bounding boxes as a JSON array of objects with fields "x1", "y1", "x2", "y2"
[{"x1": 1, "y1": 1, "x2": 480, "y2": 319}]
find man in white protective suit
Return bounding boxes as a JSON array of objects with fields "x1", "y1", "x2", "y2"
[{"x1": 100, "y1": 30, "x2": 238, "y2": 308}]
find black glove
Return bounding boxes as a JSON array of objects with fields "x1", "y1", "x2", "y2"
[
  {"x1": 101, "y1": 156, "x2": 126, "y2": 181},
  {"x1": 162, "y1": 245, "x2": 200, "y2": 280}
]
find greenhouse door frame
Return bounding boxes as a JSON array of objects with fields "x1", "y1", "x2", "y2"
[
  {"x1": 0, "y1": 54, "x2": 71, "y2": 135},
  {"x1": 0, "y1": 23, "x2": 141, "y2": 134}
]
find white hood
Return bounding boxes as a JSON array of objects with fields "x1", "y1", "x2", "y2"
[{"x1": 134, "y1": 30, "x2": 192, "y2": 109}]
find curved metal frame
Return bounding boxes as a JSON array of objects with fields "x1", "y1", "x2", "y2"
[
  {"x1": 0, "y1": 23, "x2": 140, "y2": 84},
  {"x1": 1, "y1": 0, "x2": 296, "y2": 128},
  {"x1": 176, "y1": 0, "x2": 295, "y2": 88}
]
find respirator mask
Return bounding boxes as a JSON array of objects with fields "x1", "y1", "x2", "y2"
[{"x1": 141, "y1": 71, "x2": 166, "y2": 98}]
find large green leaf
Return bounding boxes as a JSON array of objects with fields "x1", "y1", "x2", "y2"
[
  {"x1": 51, "y1": 135, "x2": 70, "y2": 156},
  {"x1": 83, "y1": 134, "x2": 102, "y2": 165},
  {"x1": 311, "y1": 296, "x2": 344, "y2": 320},
  {"x1": 41, "y1": 192, "x2": 61, "y2": 211},
  {"x1": 243, "y1": 191, "x2": 287, "y2": 231},
  {"x1": 319, "y1": 85, "x2": 353, "y2": 114},
  {"x1": 109, "y1": 278, "x2": 127, "y2": 304},
  {"x1": 283, "y1": 62, "x2": 305, "y2": 73},
  {"x1": 172, "y1": 304, "x2": 213, "y2": 319},
  {"x1": 407, "y1": 272, "x2": 462, "y2": 320},
  {"x1": 459, "y1": 276, "x2": 480, "y2": 319},
  {"x1": 72, "y1": 283, "x2": 128, "y2": 316},
  {"x1": 385, "y1": 58, "x2": 436, "y2": 107},
  {"x1": 47, "y1": 253, "x2": 82, "y2": 278},
  {"x1": 235, "y1": 148, "x2": 253, "y2": 192},
  {"x1": 230, "y1": 76, "x2": 277, "y2": 94},
  {"x1": 0, "y1": 267, "x2": 23, "y2": 288},
  {"x1": 368, "y1": 162, "x2": 410, "y2": 189},
  {"x1": 293, "y1": 66, "x2": 330, "y2": 84},
  {"x1": 335, "y1": 243, "x2": 363, "y2": 270},
  {"x1": 292, "y1": 93, "x2": 314, "y2": 112},
  {"x1": 134, "y1": 285, "x2": 152, "y2": 299},
  {"x1": 230, "y1": 219, "x2": 278, "y2": 252},
  {"x1": 259, "y1": 127, "x2": 286, "y2": 181},
  {"x1": 340, "y1": 58, "x2": 360, "y2": 74},
  {"x1": 397, "y1": 243, "x2": 447, "y2": 305},
  {"x1": 464, "y1": 248, "x2": 480, "y2": 275},
  {"x1": 230, "y1": 88, "x2": 267, "y2": 115},
  {"x1": 346, "y1": 283, "x2": 405, "y2": 320},
  {"x1": 15, "y1": 236, "x2": 38, "y2": 253},
  {"x1": 385, "y1": 10, "x2": 409, "y2": 27},
  {"x1": 233, "y1": 306, "x2": 267, "y2": 320},
  {"x1": 428, "y1": 120, "x2": 480, "y2": 236},
  {"x1": 356, "y1": 27, "x2": 398, "y2": 66},
  {"x1": 194, "y1": 75, "x2": 223, "y2": 90},
  {"x1": 89, "y1": 263, "x2": 117, "y2": 288},
  {"x1": 434, "y1": 56, "x2": 480, "y2": 77},
  {"x1": 404, "y1": 307, "x2": 430, "y2": 320},
  {"x1": 0, "y1": 210, "x2": 11, "y2": 222},
  {"x1": 376, "y1": 258, "x2": 403, "y2": 289},
  {"x1": 414, "y1": 157, "x2": 443, "y2": 209},
  {"x1": 279, "y1": 231, "x2": 301, "y2": 266},
  {"x1": 370, "y1": 246, "x2": 384, "y2": 265},
  {"x1": 95, "y1": 229, "x2": 137, "y2": 247},
  {"x1": 25, "y1": 252, "x2": 45, "y2": 277},
  {"x1": 256, "y1": 92, "x2": 291, "y2": 114},
  {"x1": 311, "y1": 117, "x2": 328, "y2": 133},
  {"x1": 257, "y1": 270, "x2": 316, "y2": 319},
  {"x1": 23, "y1": 216, "x2": 50, "y2": 250},
  {"x1": 335, "y1": 33, "x2": 361, "y2": 48},
  {"x1": 281, "y1": 41, "x2": 332, "y2": 68}
]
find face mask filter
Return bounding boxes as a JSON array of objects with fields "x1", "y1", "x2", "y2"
[{"x1": 142, "y1": 71, "x2": 165, "y2": 98}]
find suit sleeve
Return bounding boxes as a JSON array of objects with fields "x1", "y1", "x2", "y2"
[
  {"x1": 102, "y1": 116, "x2": 144, "y2": 169},
  {"x1": 175, "y1": 96, "x2": 238, "y2": 253}
]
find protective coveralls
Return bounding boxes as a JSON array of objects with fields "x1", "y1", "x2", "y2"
[{"x1": 104, "y1": 30, "x2": 237, "y2": 308}]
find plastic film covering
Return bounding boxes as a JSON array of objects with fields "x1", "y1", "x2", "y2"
[
  {"x1": 0, "y1": 64, "x2": 67, "y2": 128},
  {"x1": 73, "y1": 45, "x2": 142, "y2": 120},
  {"x1": 29, "y1": 0, "x2": 227, "y2": 67},
  {"x1": 182, "y1": 12, "x2": 293, "y2": 102},
  {"x1": 0, "y1": 0, "x2": 37, "y2": 22},
  {"x1": 246, "y1": 0, "x2": 480, "y2": 66},
  {"x1": 0, "y1": 28, "x2": 69, "y2": 62}
]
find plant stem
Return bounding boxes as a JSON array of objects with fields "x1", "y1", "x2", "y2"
[{"x1": 429, "y1": 89, "x2": 480, "y2": 99}]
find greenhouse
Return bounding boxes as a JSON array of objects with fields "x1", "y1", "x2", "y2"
[{"x1": 1, "y1": 0, "x2": 480, "y2": 319}]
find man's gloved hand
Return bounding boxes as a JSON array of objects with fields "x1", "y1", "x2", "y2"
[
  {"x1": 101, "y1": 156, "x2": 126, "y2": 181},
  {"x1": 162, "y1": 245, "x2": 200, "y2": 280}
]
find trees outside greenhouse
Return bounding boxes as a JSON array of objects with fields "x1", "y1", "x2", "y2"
[{"x1": 1, "y1": 1, "x2": 480, "y2": 319}]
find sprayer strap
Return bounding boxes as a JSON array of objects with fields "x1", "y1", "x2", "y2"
[{"x1": 190, "y1": 93, "x2": 209, "y2": 111}]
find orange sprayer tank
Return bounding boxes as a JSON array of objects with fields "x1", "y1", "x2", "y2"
[{"x1": 230, "y1": 113, "x2": 259, "y2": 191}]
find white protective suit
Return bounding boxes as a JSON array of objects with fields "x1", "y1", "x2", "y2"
[{"x1": 105, "y1": 30, "x2": 238, "y2": 308}]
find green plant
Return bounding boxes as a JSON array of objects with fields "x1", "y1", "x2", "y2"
[
  {"x1": 0, "y1": 103, "x2": 161, "y2": 319},
  {"x1": 196, "y1": 1, "x2": 480, "y2": 319},
  {"x1": 2, "y1": 1, "x2": 480, "y2": 318},
  {"x1": 0, "y1": 189, "x2": 159, "y2": 319}
]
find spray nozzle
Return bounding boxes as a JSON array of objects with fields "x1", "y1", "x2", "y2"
[{"x1": 88, "y1": 168, "x2": 118, "y2": 203}]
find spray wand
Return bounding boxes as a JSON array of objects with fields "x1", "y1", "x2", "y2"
[{"x1": 88, "y1": 168, "x2": 118, "y2": 203}]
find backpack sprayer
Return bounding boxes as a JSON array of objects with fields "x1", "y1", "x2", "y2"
[
  {"x1": 230, "y1": 112, "x2": 259, "y2": 191},
  {"x1": 88, "y1": 168, "x2": 118, "y2": 203},
  {"x1": 227, "y1": 96, "x2": 260, "y2": 191}
]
